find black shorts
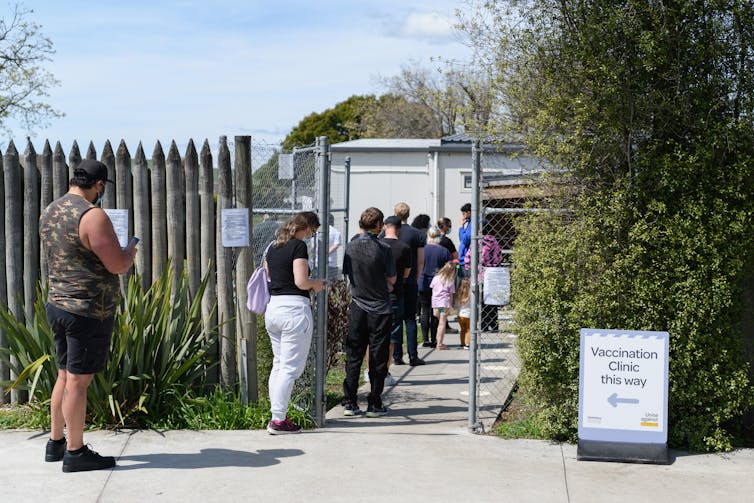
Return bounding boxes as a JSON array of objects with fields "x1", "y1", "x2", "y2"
[{"x1": 46, "y1": 304, "x2": 114, "y2": 375}]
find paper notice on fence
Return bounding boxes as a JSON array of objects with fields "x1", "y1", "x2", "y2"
[
  {"x1": 483, "y1": 267, "x2": 510, "y2": 305},
  {"x1": 222, "y1": 208, "x2": 250, "y2": 247},
  {"x1": 103, "y1": 209, "x2": 129, "y2": 248}
]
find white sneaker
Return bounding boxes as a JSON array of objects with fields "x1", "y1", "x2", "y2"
[
  {"x1": 384, "y1": 373, "x2": 396, "y2": 386},
  {"x1": 364, "y1": 370, "x2": 370, "y2": 382}
]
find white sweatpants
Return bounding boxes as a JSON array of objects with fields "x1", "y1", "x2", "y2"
[{"x1": 265, "y1": 295, "x2": 313, "y2": 421}]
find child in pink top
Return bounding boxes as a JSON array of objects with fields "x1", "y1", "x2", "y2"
[{"x1": 430, "y1": 262, "x2": 457, "y2": 350}]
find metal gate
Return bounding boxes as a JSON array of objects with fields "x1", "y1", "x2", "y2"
[
  {"x1": 468, "y1": 140, "x2": 538, "y2": 432},
  {"x1": 251, "y1": 136, "x2": 348, "y2": 426}
]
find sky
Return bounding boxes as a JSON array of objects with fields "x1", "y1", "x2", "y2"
[{"x1": 6, "y1": 0, "x2": 473, "y2": 155}]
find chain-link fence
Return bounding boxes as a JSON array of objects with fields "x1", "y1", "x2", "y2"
[
  {"x1": 469, "y1": 141, "x2": 542, "y2": 432},
  {"x1": 250, "y1": 137, "x2": 348, "y2": 426}
]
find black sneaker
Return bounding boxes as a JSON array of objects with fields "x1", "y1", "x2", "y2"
[
  {"x1": 343, "y1": 403, "x2": 362, "y2": 416},
  {"x1": 366, "y1": 403, "x2": 388, "y2": 418},
  {"x1": 393, "y1": 358, "x2": 406, "y2": 365},
  {"x1": 45, "y1": 437, "x2": 66, "y2": 462},
  {"x1": 409, "y1": 357, "x2": 426, "y2": 366},
  {"x1": 62, "y1": 445, "x2": 116, "y2": 473},
  {"x1": 422, "y1": 341, "x2": 432, "y2": 347}
]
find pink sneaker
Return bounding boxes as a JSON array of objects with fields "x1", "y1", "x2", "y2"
[{"x1": 266, "y1": 417, "x2": 302, "y2": 435}]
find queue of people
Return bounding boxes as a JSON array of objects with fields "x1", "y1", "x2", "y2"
[{"x1": 38, "y1": 175, "x2": 498, "y2": 469}]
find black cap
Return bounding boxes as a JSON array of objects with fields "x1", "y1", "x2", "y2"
[
  {"x1": 384, "y1": 215, "x2": 402, "y2": 228},
  {"x1": 461, "y1": 203, "x2": 471, "y2": 212},
  {"x1": 74, "y1": 159, "x2": 114, "y2": 184}
]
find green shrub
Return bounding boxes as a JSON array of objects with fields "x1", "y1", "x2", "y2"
[{"x1": 513, "y1": 141, "x2": 754, "y2": 451}]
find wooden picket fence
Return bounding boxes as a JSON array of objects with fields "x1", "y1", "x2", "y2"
[{"x1": 0, "y1": 135, "x2": 257, "y2": 404}]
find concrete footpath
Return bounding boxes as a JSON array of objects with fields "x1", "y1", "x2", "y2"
[{"x1": 1, "y1": 344, "x2": 753, "y2": 503}]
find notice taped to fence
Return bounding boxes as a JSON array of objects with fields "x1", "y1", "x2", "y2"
[
  {"x1": 221, "y1": 208, "x2": 250, "y2": 247},
  {"x1": 483, "y1": 267, "x2": 510, "y2": 305},
  {"x1": 103, "y1": 209, "x2": 129, "y2": 248}
]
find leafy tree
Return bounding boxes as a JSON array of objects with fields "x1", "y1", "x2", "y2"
[
  {"x1": 377, "y1": 61, "x2": 497, "y2": 136},
  {"x1": 0, "y1": 3, "x2": 62, "y2": 134},
  {"x1": 461, "y1": 0, "x2": 754, "y2": 450},
  {"x1": 252, "y1": 151, "x2": 290, "y2": 210},
  {"x1": 358, "y1": 93, "x2": 441, "y2": 138},
  {"x1": 282, "y1": 95, "x2": 376, "y2": 150}
]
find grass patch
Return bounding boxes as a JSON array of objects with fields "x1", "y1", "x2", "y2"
[
  {"x1": 326, "y1": 359, "x2": 346, "y2": 410},
  {"x1": 0, "y1": 403, "x2": 50, "y2": 430},
  {"x1": 493, "y1": 387, "x2": 547, "y2": 440}
]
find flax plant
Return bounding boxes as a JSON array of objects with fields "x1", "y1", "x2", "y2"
[
  {"x1": 0, "y1": 262, "x2": 219, "y2": 428},
  {"x1": 87, "y1": 263, "x2": 218, "y2": 426}
]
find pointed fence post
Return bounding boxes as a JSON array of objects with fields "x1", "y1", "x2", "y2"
[
  {"x1": 133, "y1": 143, "x2": 151, "y2": 290},
  {"x1": 4, "y1": 141, "x2": 23, "y2": 404},
  {"x1": 69, "y1": 141, "x2": 82, "y2": 181},
  {"x1": 166, "y1": 141, "x2": 185, "y2": 293},
  {"x1": 151, "y1": 141, "x2": 168, "y2": 283},
  {"x1": 217, "y1": 136, "x2": 236, "y2": 388},
  {"x1": 52, "y1": 142, "x2": 71, "y2": 201},
  {"x1": 184, "y1": 139, "x2": 201, "y2": 298},
  {"x1": 115, "y1": 140, "x2": 133, "y2": 293},
  {"x1": 53, "y1": 142, "x2": 67, "y2": 200},
  {"x1": 115, "y1": 140, "x2": 133, "y2": 234},
  {"x1": 100, "y1": 140, "x2": 115, "y2": 209},
  {"x1": 199, "y1": 139, "x2": 218, "y2": 383},
  {"x1": 0, "y1": 153, "x2": 7, "y2": 404},
  {"x1": 23, "y1": 140, "x2": 39, "y2": 330},
  {"x1": 234, "y1": 135, "x2": 256, "y2": 403},
  {"x1": 39, "y1": 141, "x2": 53, "y2": 282},
  {"x1": 86, "y1": 141, "x2": 97, "y2": 161},
  {"x1": 39, "y1": 140, "x2": 53, "y2": 209}
]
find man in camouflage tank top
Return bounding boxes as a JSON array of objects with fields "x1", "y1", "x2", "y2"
[{"x1": 39, "y1": 159, "x2": 137, "y2": 473}]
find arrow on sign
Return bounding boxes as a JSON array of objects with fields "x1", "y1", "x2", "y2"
[{"x1": 607, "y1": 392, "x2": 639, "y2": 407}]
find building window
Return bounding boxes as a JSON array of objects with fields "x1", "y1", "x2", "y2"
[{"x1": 462, "y1": 173, "x2": 472, "y2": 191}]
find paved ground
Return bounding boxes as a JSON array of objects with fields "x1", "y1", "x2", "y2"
[{"x1": 1, "y1": 343, "x2": 753, "y2": 503}]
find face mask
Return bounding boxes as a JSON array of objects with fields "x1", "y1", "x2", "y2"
[{"x1": 93, "y1": 190, "x2": 103, "y2": 206}]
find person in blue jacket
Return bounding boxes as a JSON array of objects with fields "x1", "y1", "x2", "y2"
[{"x1": 458, "y1": 203, "x2": 472, "y2": 270}]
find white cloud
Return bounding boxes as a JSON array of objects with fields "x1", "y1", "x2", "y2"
[{"x1": 399, "y1": 12, "x2": 456, "y2": 40}]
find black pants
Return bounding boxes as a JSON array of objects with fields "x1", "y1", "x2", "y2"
[
  {"x1": 418, "y1": 289, "x2": 438, "y2": 344},
  {"x1": 342, "y1": 302, "x2": 392, "y2": 407},
  {"x1": 482, "y1": 303, "x2": 499, "y2": 332}
]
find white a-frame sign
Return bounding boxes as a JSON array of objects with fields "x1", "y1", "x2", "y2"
[{"x1": 578, "y1": 328, "x2": 670, "y2": 464}]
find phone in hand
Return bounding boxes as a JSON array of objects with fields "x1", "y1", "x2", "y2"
[{"x1": 128, "y1": 237, "x2": 140, "y2": 247}]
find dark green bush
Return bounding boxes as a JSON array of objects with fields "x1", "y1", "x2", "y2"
[{"x1": 514, "y1": 136, "x2": 754, "y2": 451}]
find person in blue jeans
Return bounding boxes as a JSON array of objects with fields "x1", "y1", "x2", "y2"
[{"x1": 392, "y1": 202, "x2": 426, "y2": 366}]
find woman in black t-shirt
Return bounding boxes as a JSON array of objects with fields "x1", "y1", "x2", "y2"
[{"x1": 263, "y1": 213, "x2": 325, "y2": 434}]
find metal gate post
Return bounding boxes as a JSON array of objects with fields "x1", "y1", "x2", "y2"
[
  {"x1": 468, "y1": 139, "x2": 482, "y2": 432},
  {"x1": 343, "y1": 156, "x2": 351, "y2": 241},
  {"x1": 314, "y1": 136, "x2": 330, "y2": 426}
]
